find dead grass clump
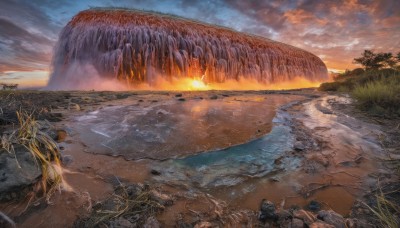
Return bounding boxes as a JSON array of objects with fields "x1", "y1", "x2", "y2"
[
  {"x1": 75, "y1": 183, "x2": 165, "y2": 227},
  {"x1": 0, "y1": 111, "x2": 62, "y2": 201},
  {"x1": 364, "y1": 188, "x2": 400, "y2": 228}
]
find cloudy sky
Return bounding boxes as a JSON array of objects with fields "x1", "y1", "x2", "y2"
[{"x1": 0, "y1": 0, "x2": 399, "y2": 87}]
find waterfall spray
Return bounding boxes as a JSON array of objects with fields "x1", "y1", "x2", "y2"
[{"x1": 48, "y1": 8, "x2": 328, "y2": 90}]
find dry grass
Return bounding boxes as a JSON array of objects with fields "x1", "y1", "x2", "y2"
[
  {"x1": 0, "y1": 111, "x2": 62, "y2": 201},
  {"x1": 364, "y1": 188, "x2": 400, "y2": 228},
  {"x1": 76, "y1": 183, "x2": 164, "y2": 227}
]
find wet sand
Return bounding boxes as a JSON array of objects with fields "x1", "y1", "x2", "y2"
[{"x1": 0, "y1": 90, "x2": 393, "y2": 227}]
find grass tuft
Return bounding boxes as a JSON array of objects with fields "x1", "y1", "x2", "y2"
[
  {"x1": 0, "y1": 111, "x2": 63, "y2": 201},
  {"x1": 363, "y1": 189, "x2": 400, "y2": 228},
  {"x1": 76, "y1": 183, "x2": 164, "y2": 227}
]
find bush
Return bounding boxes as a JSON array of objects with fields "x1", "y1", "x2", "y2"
[
  {"x1": 352, "y1": 78, "x2": 400, "y2": 116},
  {"x1": 319, "y1": 82, "x2": 343, "y2": 91},
  {"x1": 319, "y1": 68, "x2": 400, "y2": 116}
]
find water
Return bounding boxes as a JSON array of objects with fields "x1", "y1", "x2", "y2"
[
  {"x1": 48, "y1": 9, "x2": 328, "y2": 88},
  {"x1": 154, "y1": 110, "x2": 297, "y2": 188}
]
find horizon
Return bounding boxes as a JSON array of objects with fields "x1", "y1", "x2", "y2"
[{"x1": 1, "y1": 0, "x2": 399, "y2": 88}]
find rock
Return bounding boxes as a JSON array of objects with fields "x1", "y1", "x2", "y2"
[
  {"x1": 293, "y1": 209, "x2": 317, "y2": 225},
  {"x1": 307, "y1": 200, "x2": 322, "y2": 212},
  {"x1": 150, "y1": 190, "x2": 173, "y2": 206},
  {"x1": 74, "y1": 104, "x2": 81, "y2": 111},
  {"x1": 345, "y1": 218, "x2": 369, "y2": 228},
  {"x1": 294, "y1": 141, "x2": 305, "y2": 151},
  {"x1": 0, "y1": 145, "x2": 41, "y2": 201},
  {"x1": 150, "y1": 169, "x2": 161, "y2": 175},
  {"x1": 56, "y1": 130, "x2": 67, "y2": 142},
  {"x1": 61, "y1": 154, "x2": 74, "y2": 166},
  {"x1": 178, "y1": 98, "x2": 186, "y2": 101},
  {"x1": 277, "y1": 209, "x2": 292, "y2": 220},
  {"x1": 269, "y1": 177, "x2": 280, "y2": 182},
  {"x1": 175, "y1": 93, "x2": 183, "y2": 97},
  {"x1": 209, "y1": 95, "x2": 218, "y2": 100},
  {"x1": 310, "y1": 221, "x2": 335, "y2": 228},
  {"x1": 291, "y1": 218, "x2": 304, "y2": 228},
  {"x1": 259, "y1": 199, "x2": 278, "y2": 222},
  {"x1": 194, "y1": 222, "x2": 212, "y2": 228},
  {"x1": 111, "y1": 217, "x2": 134, "y2": 228},
  {"x1": 143, "y1": 216, "x2": 160, "y2": 228},
  {"x1": 317, "y1": 210, "x2": 345, "y2": 228}
]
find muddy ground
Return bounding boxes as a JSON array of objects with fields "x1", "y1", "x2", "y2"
[{"x1": 0, "y1": 89, "x2": 399, "y2": 227}]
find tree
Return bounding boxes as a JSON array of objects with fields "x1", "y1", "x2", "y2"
[{"x1": 353, "y1": 50, "x2": 398, "y2": 70}]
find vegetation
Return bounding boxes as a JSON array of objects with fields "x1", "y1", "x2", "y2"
[
  {"x1": 363, "y1": 188, "x2": 400, "y2": 228},
  {"x1": 75, "y1": 183, "x2": 164, "y2": 227},
  {"x1": 319, "y1": 50, "x2": 400, "y2": 117},
  {"x1": 0, "y1": 111, "x2": 62, "y2": 201}
]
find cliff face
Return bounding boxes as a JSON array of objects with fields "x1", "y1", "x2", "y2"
[{"x1": 48, "y1": 9, "x2": 328, "y2": 88}]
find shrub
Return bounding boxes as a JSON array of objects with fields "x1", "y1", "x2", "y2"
[
  {"x1": 352, "y1": 79, "x2": 400, "y2": 116},
  {"x1": 318, "y1": 82, "x2": 343, "y2": 91}
]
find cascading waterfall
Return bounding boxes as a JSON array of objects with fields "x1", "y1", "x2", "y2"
[{"x1": 48, "y1": 8, "x2": 328, "y2": 89}]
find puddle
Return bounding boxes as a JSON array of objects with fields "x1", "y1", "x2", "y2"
[{"x1": 152, "y1": 107, "x2": 299, "y2": 188}]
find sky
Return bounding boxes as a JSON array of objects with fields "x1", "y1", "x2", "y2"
[{"x1": 0, "y1": 0, "x2": 399, "y2": 87}]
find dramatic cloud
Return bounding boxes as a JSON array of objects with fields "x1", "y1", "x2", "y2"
[{"x1": 0, "y1": 0, "x2": 399, "y2": 85}]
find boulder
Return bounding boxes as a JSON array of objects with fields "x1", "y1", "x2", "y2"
[{"x1": 0, "y1": 146, "x2": 41, "y2": 201}]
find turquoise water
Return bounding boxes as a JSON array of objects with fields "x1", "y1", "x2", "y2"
[{"x1": 154, "y1": 110, "x2": 297, "y2": 187}]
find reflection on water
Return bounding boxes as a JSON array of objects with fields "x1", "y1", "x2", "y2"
[
  {"x1": 154, "y1": 109, "x2": 299, "y2": 188},
  {"x1": 73, "y1": 95, "x2": 299, "y2": 160}
]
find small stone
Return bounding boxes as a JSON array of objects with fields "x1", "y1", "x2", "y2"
[
  {"x1": 291, "y1": 218, "x2": 304, "y2": 228},
  {"x1": 293, "y1": 209, "x2": 317, "y2": 225},
  {"x1": 209, "y1": 95, "x2": 218, "y2": 100},
  {"x1": 259, "y1": 199, "x2": 278, "y2": 222},
  {"x1": 307, "y1": 200, "x2": 322, "y2": 212},
  {"x1": 269, "y1": 177, "x2": 280, "y2": 182},
  {"x1": 138, "y1": 99, "x2": 144, "y2": 102},
  {"x1": 61, "y1": 155, "x2": 73, "y2": 166},
  {"x1": 150, "y1": 169, "x2": 161, "y2": 175},
  {"x1": 175, "y1": 93, "x2": 183, "y2": 97},
  {"x1": 294, "y1": 141, "x2": 305, "y2": 151},
  {"x1": 150, "y1": 190, "x2": 173, "y2": 206},
  {"x1": 56, "y1": 130, "x2": 67, "y2": 142},
  {"x1": 317, "y1": 210, "x2": 345, "y2": 228},
  {"x1": 194, "y1": 222, "x2": 212, "y2": 228},
  {"x1": 178, "y1": 98, "x2": 186, "y2": 101},
  {"x1": 310, "y1": 221, "x2": 335, "y2": 228}
]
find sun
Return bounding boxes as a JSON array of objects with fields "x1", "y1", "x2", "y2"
[{"x1": 189, "y1": 79, "x2": 209, "y2": 90}]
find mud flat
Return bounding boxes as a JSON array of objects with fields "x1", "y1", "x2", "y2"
[{"x1": 0, "y1": 89, "x2": 398, "y2": 227}]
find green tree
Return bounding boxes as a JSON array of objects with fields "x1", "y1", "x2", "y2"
[{"x1": 353, "y1": 50, "x2": 398, "y2": 70}]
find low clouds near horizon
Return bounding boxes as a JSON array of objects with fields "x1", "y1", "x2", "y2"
[{"x1": 0, "y1": 0, "x2": 399, "y2": 82}]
